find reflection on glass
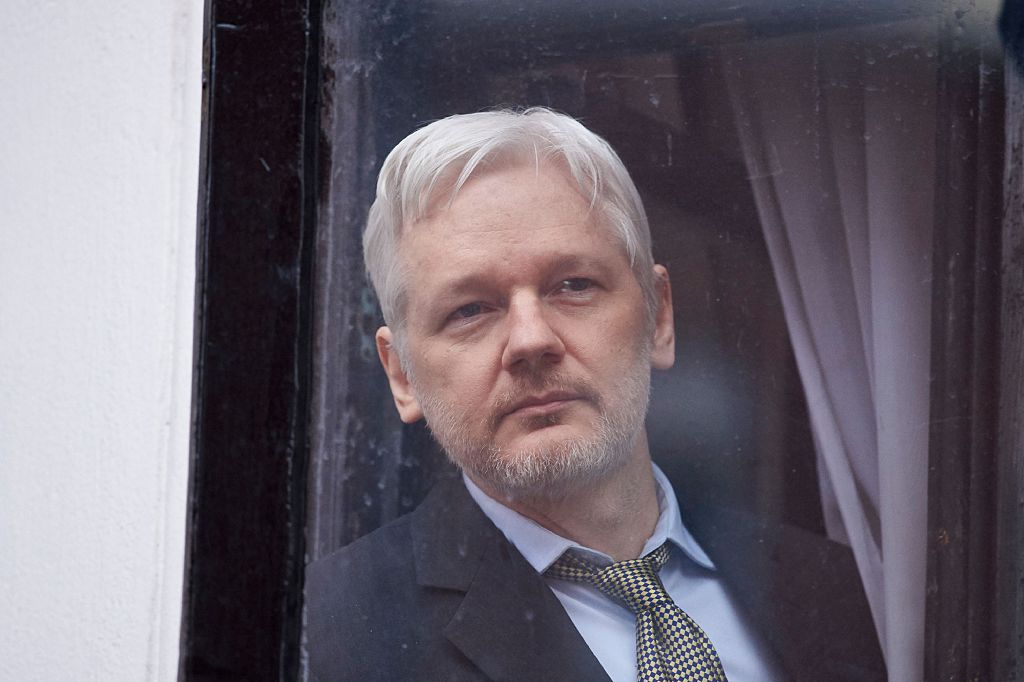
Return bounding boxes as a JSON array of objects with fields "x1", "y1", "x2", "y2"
[{"x1": 306, "y1": 2, "x2": 1008, "y2": 680}]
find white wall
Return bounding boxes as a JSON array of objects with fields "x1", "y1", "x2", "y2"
[{"x1": 0, "y1": 0, "x2": 203, "y2": 680}]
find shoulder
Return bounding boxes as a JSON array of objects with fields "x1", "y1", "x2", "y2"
[
  {"x1": 305, "y1": 478, "x2": 490, "y2": 681},
  {"x1": 307, "y1": 513, "x2": 418, "y2": 627},
  {"x1": 683, "y1": 502, "x2": 885, "y2": 680},
  {"x1": 307, "y1": 475, "x2": 472, "y2": 604},
  {"x1": 307, "y1": 513, "x2": 416, "y2": 602}
]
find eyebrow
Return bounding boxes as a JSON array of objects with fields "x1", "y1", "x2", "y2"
[{"x1": 425, "y1": 253, "x2": 618, "y2": 308}]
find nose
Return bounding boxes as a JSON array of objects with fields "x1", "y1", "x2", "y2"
[{"x1": 501, "y1": 293, "x2": 565, "y2": 371}]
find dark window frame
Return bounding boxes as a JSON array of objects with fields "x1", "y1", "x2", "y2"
[
  {"x1": 179, "y1": 0, "x2": 1024, "y2": 679},
  {"x1": 179, "y1": 0, "x2": 321, "y2": 678}
]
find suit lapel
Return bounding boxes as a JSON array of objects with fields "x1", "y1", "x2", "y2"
[
  {"x1": 408, "y1": 476, "x2": 884, "y2": 680},
  {"x1": 411, "y1": 478, "x2": 611, "y2": 682},
  {"x1": 682, "y1": 502, "x2": 886, "y2": 681}
]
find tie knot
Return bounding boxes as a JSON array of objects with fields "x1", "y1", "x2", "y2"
[
  {"x1": 546, "y1": 543, "x2": 728, "y2": 680},
  {"x1": 547, "y1": 543, "x2": 674, "y2": 615}
]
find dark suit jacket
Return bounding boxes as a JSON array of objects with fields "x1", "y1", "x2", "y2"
[{"x1": 307, "y1": 477, "x2": 885, "y2": 681}]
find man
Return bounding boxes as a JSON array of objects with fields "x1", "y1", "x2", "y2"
[{"x1": 307, "y1": 108, "x2": 884, "y2": 681}]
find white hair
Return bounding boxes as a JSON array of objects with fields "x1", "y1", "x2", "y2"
[{"x1": 362, "y1": 107, "x2": 657, "y2": 331}]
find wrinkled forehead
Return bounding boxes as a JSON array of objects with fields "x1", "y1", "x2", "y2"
[
  {"x1": 381, "y1": 145, "x2": 652, "y2": 332},
  {"x1": 410, "y1": 151, "x2": 595, "y2": 230},
  {"x1": 395, "y1": 159, "x2": 597, "y2": 275}
]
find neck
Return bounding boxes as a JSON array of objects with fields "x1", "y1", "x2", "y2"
[{"x1": 471, "y1": 435, "x2": 660, "y2": 562}]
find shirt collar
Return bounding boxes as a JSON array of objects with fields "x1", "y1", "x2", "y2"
[{"x1": 462, "y1": 462, "x2": 715, "y2": 573}]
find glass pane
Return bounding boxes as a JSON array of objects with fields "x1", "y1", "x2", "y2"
[{"x1": 306, "y1": 1, "x2": 1007, "y2": 679}]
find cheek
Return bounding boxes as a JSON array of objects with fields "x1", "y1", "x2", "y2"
[
  {"x1": 577, "y1": 305, "x2": 649, "y2": 354},
  {"x1": 422, "y1": 344, "x2": 497, "y2": 404}
]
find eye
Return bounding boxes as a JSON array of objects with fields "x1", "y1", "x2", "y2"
[
  {"x1": 451, "y1": 302, "x2": 484, "y2": 320},
  {"x1": 558, "y1": 277, "x2": 594, "y2": 293}
]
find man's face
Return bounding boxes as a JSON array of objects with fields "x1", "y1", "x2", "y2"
[{"x1": 376, "y1": 161, "x2": 674, "y2": 498}]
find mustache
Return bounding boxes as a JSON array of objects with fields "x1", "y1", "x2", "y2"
[{"x1": 487, "y1": 370, "x2": 602, "y2": 428}]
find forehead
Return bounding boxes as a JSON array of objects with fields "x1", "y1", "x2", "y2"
[
  {"x1": 403, "y1": 164, "x2": 626, "y2": 286},
  {"x1": 393, "y1": 163, "x2": 635, "y2": 327},
  {"x1": 401, "y1": 161, "x2": 621, "y2": 264}
]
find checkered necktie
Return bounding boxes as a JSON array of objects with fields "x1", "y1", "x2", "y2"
[{"x1": 546, "y1": 543, "x2": 727, "y2": 681}]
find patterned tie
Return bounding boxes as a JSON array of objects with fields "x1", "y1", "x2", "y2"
[{"x1": 546, "y1": 543, "x2": 728, "y2": 681}]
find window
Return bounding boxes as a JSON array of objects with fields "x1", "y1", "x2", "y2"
[{"x1": 182, "y1": 0, "x2": 1023, "y2": 679}]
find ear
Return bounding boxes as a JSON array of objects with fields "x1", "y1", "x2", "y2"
[
  {"x1": 649, "y1": 264, "x2": 676, "y2": 370},
  {"x1": 376, "y1": 326, "x2": 424, "y2": 423}
]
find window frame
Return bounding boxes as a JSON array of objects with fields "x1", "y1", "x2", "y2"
[
  {"x1": 180, "y1": 0, "x2": 1024, "y2": 679},
  {"x1": 179, "y1": 0, "x2": 321, "y2": 678}
]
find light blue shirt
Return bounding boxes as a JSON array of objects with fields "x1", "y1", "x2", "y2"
[{"x1": 463, "y1": 464, "x2": 784, "y2": 681}]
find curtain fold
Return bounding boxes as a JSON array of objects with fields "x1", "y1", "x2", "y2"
[{"x1": 722, "y1": 20, "x2": 937, "y2": 680}]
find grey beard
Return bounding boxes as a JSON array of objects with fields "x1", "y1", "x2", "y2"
[{"x1": 413, "y1": 359, "x2": 652, "y2": 499}]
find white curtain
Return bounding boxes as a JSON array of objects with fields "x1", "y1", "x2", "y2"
[{"x1": 722, "y1": 20, "x2": 937, "y2": 681}]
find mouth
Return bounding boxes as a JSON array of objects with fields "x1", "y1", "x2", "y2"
[{"x1": 504, "y1": 391, "x2": 582, "y2": 419}]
